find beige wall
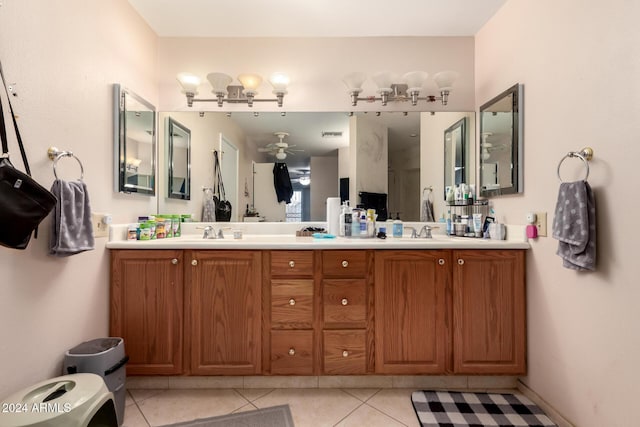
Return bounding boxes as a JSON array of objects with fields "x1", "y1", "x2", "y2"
[
  {"x1": 0, "y1": 0, "x2": 157, "y2": 397},
  {"x1": 476, "y1": 1, "x2": 639, "y2": 425}
]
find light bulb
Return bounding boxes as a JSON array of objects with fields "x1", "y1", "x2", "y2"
[
  {"x1": 269, "y1": 73, "x2": 290, "y2": 93},
  {"x1": 433, "y1": 71, "x2": 459, "y2": 91},
  {"x1": 372, "y1": 71, "x2": 397, "y2": 93},
  {"x1": 403, "y1": 71, "x2": 429, "y2": 92},
  {"x1": 176, "y1": 73, "x2": 201, "y2": 94},
  {"x1": 206, "y1": 72, "x2": 233, "y2": 94},
  {"x1": 238, "y1": 74, "x2": 262, "y2": 95},
  {"x1": 343, "y1": 72, "x2": 367, "y2": 92}
]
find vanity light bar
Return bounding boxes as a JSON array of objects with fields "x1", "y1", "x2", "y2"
[{"x1": 177, "y1": 72, "x2": 289, "y2": 108}]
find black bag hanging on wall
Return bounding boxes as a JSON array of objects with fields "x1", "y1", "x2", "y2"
[
  {"x1": 213, "y1": 150, "x2": 232, "y2": 222},
  {"x1": 0, "y1": 61, "x2": 57, "y2": 249}
]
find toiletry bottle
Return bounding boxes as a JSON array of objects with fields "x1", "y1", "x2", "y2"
[
  {"x1": 392, "y1": 213, "x2": 403, "y2": 238},
  {"x1": 338, "y1": 203, "x2": 346, "y2": 237},
  {"x1": 344, "y1": 206, "x2": 352, "y2": 237},
  {"x1": 360, "y1": 213, "x2": 367, "y2": 236},
  {"x1": 351, "y1": 210, "x2": 360, "y2": 237}
]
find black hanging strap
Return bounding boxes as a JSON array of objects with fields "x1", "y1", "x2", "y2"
[{"x1": 0, "y1": 60, "x2": 31, "y2": 176}]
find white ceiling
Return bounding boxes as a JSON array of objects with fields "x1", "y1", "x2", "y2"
[{"x1": 127, "y1": 0, "x2": 506, "y2": 38}]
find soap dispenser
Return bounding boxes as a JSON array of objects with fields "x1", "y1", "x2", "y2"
[{"x1": 392, "y1": 212, "x2": 403, "y2": 238}]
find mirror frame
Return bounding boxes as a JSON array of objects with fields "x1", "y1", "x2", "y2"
[
  {"x1": 479, "y1": 83, "x2": 523, "y2": 197},
  {"x1": 113, "y1": 84, "x2": 157, "y2": 196},
  {"x1": 166, "y1": 117, "x2": 191, "y2": 200},
  {"x1": 443, "y1": 117, "x2": 467, "y2": 199}
]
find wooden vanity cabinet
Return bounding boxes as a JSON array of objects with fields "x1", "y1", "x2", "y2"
[
  {"x1": 452, "y1": 250, "x2": 526, "y2": 374},
  {"x1": 321, "y1": 250, "x2": 373, "y2": 374},
  {"x1": 185, "y1": 250, "x2": 262, "y2": 375},
  {"x1": 264, "y1": 250, "x2": 317, "y2": 375},
  {"x1": 374, "y1": 250, "x2": 451, "y2": 374},
  {"x1": 110, "y1": 250, "x2": 184, "y2": 375}
]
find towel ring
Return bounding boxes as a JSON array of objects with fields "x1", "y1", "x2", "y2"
[
  {"x1": 557, "y1": 147, "x2": 593, "y2": 183},
  {"x1": 47, "y1": 146, "x2": 84, "y2": 180}
]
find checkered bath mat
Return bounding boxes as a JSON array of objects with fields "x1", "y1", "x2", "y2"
[{"x1": 411, "y1": 391, "x2": 557, "y2": 427}]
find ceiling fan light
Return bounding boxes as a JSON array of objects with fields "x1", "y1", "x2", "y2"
[
  {"x1": 299, "y1": 175, "x2": 310, "y2": 186},
  {"x1": 275, "y1": 151, "x2": 287, "y2": 160}
]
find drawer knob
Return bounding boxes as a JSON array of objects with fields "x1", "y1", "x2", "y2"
[
  {"x1": 171, "y1": 258, "x2": 179, "y2": 265},
  {"x1": 458, "y1": 259, "x2": 465, "y2": 265},
  {"x1": 191, "y1": 260, "x2": 198, "y2": 266},
  {"x1": 288, "y1": 348, "x2": 296, "y2": 356},
  {"x1": 341, "y1": 298, "x2": 348, "y2": 306},
  {"x1": 438, "y1": 258, "x2": 445, "y2": 265},
  {"x1": 289, "y1": 260, "x2": 295, "y2": 268},
  {"x1": 341, "y1": 260, "x2": 349, "y2": 268},
  {"x1": 289, "y1": 298, "x2": 296, "y2": 306},
  {"x1": 342, "y1": 350, "x2": 349, "y2": 357}
]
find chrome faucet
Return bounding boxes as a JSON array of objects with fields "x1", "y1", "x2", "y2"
[
  {"x1": 404, "y1": 225, "x2": 433, "y2": 239},
  {"x1": 201, "y1": 225, "x2": 224, "y2": 239},
  {"x1": 418, "y1": 225, "x2": 433, "y2": 239}
]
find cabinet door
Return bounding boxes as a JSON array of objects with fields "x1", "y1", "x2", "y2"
[
  {"x1": 186, "y1": 250, "x2": 262, "y2": 375},
  {"x1": 453, "y1": 250, "x2": 526, "y2": 374},
  {"x1": 374, "y1": 250, "x2": 450, "y2": 374},
  {"x1": 110, "y1": 250, "x2": 183, "y2": 375}
]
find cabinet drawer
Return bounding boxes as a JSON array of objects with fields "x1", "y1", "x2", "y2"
[
  {"x1": 322, "y1": 251, "x2": 367, "y2": 277},
  {"x1": 271, "y1": 330, "x2": 314, "y2": 375},
  {"x1": 323, "y1": 279, "x2": 366, "y2": 328},
  {"x1": 271, "y1": 280, "x2": 313, "y2": 328},
  {"x1": 271, "y1": 251, "x2": 314, "y2": 277},
  {"x1": 323, "y1": 330, "x2": 366, "y2": 374}
]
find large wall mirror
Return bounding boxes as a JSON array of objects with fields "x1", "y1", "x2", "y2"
[
  {"x1": 156, "y1": 111, "x2": 475, "y2": 222},
  {"x1": 166, "y1": 117, "x2": 191, "y2": 200},
  {"x1": 113, "y1": 84, "x2": 156, "y2": 195},
  {"x1": 479, "y1": 83, "x2": 523, "y2": 197}
]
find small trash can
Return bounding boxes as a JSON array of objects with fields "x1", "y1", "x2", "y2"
[
  {"x1": 0, "y1": 373, "x2": 117, "y2": 427},
  {"x1": 63, "y1": 338, "x2": 128, "y2": 426}
]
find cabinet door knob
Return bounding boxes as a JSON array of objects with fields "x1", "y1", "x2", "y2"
[
  {"x1": 458, "y1": 259, "x2": 465, "y2": 265},
  {"x1": 288, "y1": 348, "x2": 296, "y2": 356},
  {"x1": 341, "y1": 298, "x2": 348, "y2": 306},
  {"x1": 342, "y1": 350, "x2": 349, "y2": 357},
  {"x1": 289, "y1": 298, "x2": 296, "y2": 306},
  {"x1": 341, "y1": 260, "x2": 349, "y2": 268},
  {"x1": 191, "y1": 260, "x2": 198, "y2": 266},
  {"x1": 289, "y1": 260, "x2": 295, "y2": 268},
  {"x1": 171, "y1": 258, "x2": 179, "y2": 265},
  {"x1": 438, "y1": 258, "x2": 445, "y2": 265}
]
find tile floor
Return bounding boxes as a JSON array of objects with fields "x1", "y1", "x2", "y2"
[{"x1": 124, "y1": 387, "x2": 425, "y2": 427}]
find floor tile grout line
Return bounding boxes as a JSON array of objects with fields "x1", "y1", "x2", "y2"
[
  {"x1": 362, "y1": 401, "x2": 414, "y2": 427},
  {"x1": 331, "y1": 400, "x2": 367, "y2": 427},
  {"x1": 128, "y1": 390, "x2": 152, "y2": 427}
]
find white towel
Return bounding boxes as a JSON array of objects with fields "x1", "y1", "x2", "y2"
[
  {"x1": 49, "y1": 179, "x2": 94, "y2": 256},
  {"x1": 552, "y1": 181, "x2": 596, "y2": 271}
]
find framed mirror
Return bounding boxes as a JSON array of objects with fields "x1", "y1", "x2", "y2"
[
  {"x1": 166, "y1": 117, "x2": 191, "y2": 200},
  {"x1": 113, "y1": 84, "x2": 156, "y2": 195},
  {"x1": 479, "y1": 83, "x2": 523, "y2": 197},
  {"x1": 443, "y1": 117, "x2": 467, "y2": 198}
]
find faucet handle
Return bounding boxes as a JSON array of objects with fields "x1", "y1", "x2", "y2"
[{"x1": 404, "y1": 226, "x2": 418, "y2": 238}]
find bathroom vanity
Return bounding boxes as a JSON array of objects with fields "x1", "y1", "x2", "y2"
[{"x1": 107, "y1": 224, "x2": 528, "y2": 377}]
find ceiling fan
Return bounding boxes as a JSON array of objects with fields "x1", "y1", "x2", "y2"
[{"x1": 258, "y1": 131, "x2": 303, "y2": 160}]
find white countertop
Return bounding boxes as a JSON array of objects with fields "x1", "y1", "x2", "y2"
[{"x1": 106, "y1": 222, "x2": 530, "y2": 250}]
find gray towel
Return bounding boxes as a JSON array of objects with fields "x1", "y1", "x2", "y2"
[
  {"x1": 421, "y1": 198, "x2": 435, "y2": 222},
  {"x1": 202, "y1": 189, "x2": 216, "y2": 222},
  {"x1": 552, "y1": 181, "x2": 596, "y2": 271},
  {"x1": 49, "y1": 179, "x2": 94, "y2": 257}
]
